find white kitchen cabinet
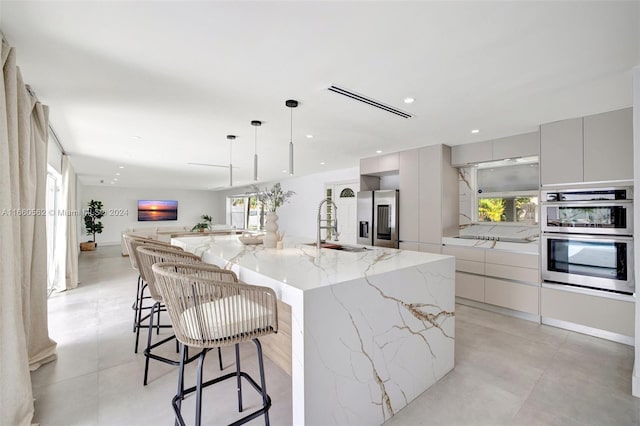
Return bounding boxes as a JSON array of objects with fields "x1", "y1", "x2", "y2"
[
  {"x1": 419, "y1": 145, "x2": 458, "y2": 245},
  {"x1": 444, "y1": 244, "x2": 540, "y2": 314},
  {"x1": 492, "y1": 131, "x2": 539, "y2": 161},
  {"x1": 399, "y1": 241, "x2": 420, "y2": 251},
  {"x1": 485, "y1": 278, "x2": 538, "y2": 315},
  {"x1": 442, "y1": 245, "x2": 485, "y2": 302},
  {"x1": 540, "y1": 107, "x2": 632, "y2": 186},
  {"x1": 485, "y1": 250, "x2": 538, "y2": 269},
  {"x1": 485, "y1": 263, "x2": 538, "y2": 285},
  {"x1": 360, "y1": 153, "x2": 399, "y2": 175},
  {"x1": 583, "y1": 108, "x2": 633, "y2": 182},
  {"x1": 419, "y1": 146, "x2": 443, "y2": 244},
  {"x1": 442, "y1": 245, "x2": 485, "y2": 262},
  {"x1": 451, "y1": 131, "x2": 540, "y2": 166},
  {"x1": 451, "y1": 141, "x2": 492, "y2": 166},
  {"x1": 456, "y1": 272, "x2": 484, "y2": 302},
  {"x1": 419, "y1": 243, "x2": 442, "y2": 254},
  {"x1": 397, "y1": 145, "x2": 457, "y2": 248},
  {"x1": 540, "y1": 117, "x2": 583, "y2": 185},
  {"x1": 541, "y1": 287, "x2": 634, "y2": 337},
  {"x1": 399, "y1": 149, "x2": 420, "y2": 243}
]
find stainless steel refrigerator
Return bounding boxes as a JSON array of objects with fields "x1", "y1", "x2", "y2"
[{"x1": 357, "y1": 190, "x2": 399, "y2": 248}]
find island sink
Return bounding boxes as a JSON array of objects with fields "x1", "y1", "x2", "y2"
[{"x1": 305, "y1": 242, "x2": 369, "y2": 252}]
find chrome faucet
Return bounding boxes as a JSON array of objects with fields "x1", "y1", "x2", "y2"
[{"x1": 317, "y1": 198, "x2": 339, "y2": 248}]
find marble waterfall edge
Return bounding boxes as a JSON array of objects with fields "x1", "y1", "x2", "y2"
[
  {"x1": 171, "y1": 236, "x2": 456, "y2": 426},
  {"x1": 304, "y1": 259, "x2": 455, "y2": 425}
]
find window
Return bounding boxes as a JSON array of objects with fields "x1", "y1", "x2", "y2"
[
  {"x1": 227, "y1": 194, "x2": 265, "y2": 230},
  {"x1": 474, "y1": 158, "x2": 539, "y2": 224},
  {"x1": 46, "y1": 165, "x2": 64, "y2": 295}
]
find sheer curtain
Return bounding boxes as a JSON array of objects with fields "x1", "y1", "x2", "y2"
[
  {"x1": 1, "y1": 36, "x2": 57, "y2": 425},
  {"x1": 61, "y1": 154, "x2": 79, "y2": 290}
]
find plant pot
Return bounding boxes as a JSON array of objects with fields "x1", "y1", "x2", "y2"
[{"x1": 80, "y1": 242, "x2": 96, "y2": 251}]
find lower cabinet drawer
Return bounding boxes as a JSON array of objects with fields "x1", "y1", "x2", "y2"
[
  {"x1": 485, "y1": 263, "x2": 538, "y2": 284},
  {"x1": 541, "y1": 287, "x2": 634, "y2": 337},
  {"x1": 484, "y1": 277, "x2": 539, "y2": 315},
  {"x1": 456, "y1": 272, "x2": 484, "y2": 302}
]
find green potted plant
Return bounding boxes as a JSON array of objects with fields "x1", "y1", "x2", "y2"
[
  {"x1": 81, "y1": 199, "x2": 105, "y2": 251},
  {"x1": 191, "y1": 214, "x2": 213, "y2": 232}
]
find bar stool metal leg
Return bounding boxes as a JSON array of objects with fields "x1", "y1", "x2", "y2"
[
  {"x1": 235, "y1": 343, "x2": 243, "y2": 412},
  {"x1": 254, "y1": 339, "x2": 270, "y2": 426}
]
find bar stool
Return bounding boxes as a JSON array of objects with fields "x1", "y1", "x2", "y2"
[
  {"x1": 123, "y1": 233, "x2": 181, "y2": 344},
  {"x1": 127, "y1": 237, "x2": 185, "y2": 353},
  {"x1": 136, "y1": 245, "x2": 233, "y2": 386},
  {"x1": 152, "y1": 262, "x2": 278, "y2": 426}
]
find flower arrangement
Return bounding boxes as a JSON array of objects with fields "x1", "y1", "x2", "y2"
[{"x1": 250, "y1": 182, "x2": 295, "y2": 213}]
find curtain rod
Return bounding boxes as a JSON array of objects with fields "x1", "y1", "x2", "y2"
[{"x1": 48, "y1": 125, "x2": 66, "y2": 155}]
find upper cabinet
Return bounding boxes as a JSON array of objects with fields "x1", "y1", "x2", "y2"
[
  {"x1": 583, "y1": 108, "x2": 633, "y2": 183},
  {"x1": 540, "y1": 107, "x2": 632, "y2": 186},
  {"x1": 451, "y1": 141, "x2": 492, "y2": 166},
  {"x1": 360, "y1": 153, "x2": 399, "y2": 175},
  {"x1": 451, "y1": 131, "x2": 539, "y2": 166},
  {"x1": 492, "y1": 131, "x2": 539, "y2": 161},
  {"x1": 540, "y1": 118, "x2": 583, "y2": 185}
]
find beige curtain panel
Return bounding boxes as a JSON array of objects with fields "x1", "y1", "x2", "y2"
[{"x1": 1, "y1": 36, "x2": 57, "y2": 426}]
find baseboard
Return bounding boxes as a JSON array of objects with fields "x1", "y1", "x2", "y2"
[
  {"x1": 633, "y1": 363, "x2": 640, "y2": 398},
  {"x1": 455, "y1": 297, "x2": 540, "y2": 323}
]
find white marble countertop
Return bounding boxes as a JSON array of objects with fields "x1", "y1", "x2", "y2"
[
  {"x1": 172, "y1": 235, "x2": 453, "y2": 292},
  {"x1": 442, "y1": 236, "x2": 539, "y2": 254}
]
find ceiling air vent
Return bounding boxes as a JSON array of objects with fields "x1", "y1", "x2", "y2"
[{"x1": 327, "y1": 85, "x2": 413, "y2": 119}]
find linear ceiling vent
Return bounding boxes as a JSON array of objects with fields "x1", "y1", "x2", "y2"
[{"x1": 327, "y1": 85, "x2": 413, "y2": 119}]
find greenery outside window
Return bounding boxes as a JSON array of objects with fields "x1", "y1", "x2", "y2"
[{"x1": 474, "y1": 157, "x2": 539, "y2": 224}]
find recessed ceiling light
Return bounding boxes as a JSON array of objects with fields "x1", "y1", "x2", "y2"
[
  {"x1": 471, "y1": 129, "x2": 480, "y2": 134},
  {"x1": 306, "y1": 134, "x2": 313, "y2": 139},
  {"x1": 403, "y1": 97, "x2": 415, "y2": 104},
  {"x1": 119, "y1": 166, "x2": 124, "y2": 169},
  {"x1": 113, "y1": 178, "x2": 118, "y2": 181},
  {"x1": 282, "y1": 169, "x2": 287, "y2": 173},
  {"x1": 376, "y1": 150, "x2": 383, "y2": 154},
  {"x1": 320, "y1": 162, "x2": 325, "y2": 165},
  {"x1": 110, "y1": 182, "x2": 115, "y2": 184},
  {"x1": 115, "y1": 173, "x2": 120, "y2": 176}
]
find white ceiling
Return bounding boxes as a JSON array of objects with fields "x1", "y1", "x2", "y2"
[{"x1": 1, "y1": 1, "x2": 638, "y2": 190}]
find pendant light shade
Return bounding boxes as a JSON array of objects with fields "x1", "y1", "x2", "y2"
[
  {"x1": 251, "y1": 120, "x2": 262, "y2": 181},
  {"x1": 227, "y1": 135, "x2": 236, "y2": 187},
  {"x1": 286, "y1": 99, "x2": 298, "y2": 176}
]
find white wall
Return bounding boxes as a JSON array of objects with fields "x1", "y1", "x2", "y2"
[
  {"x1": 212, "y1": 167, "x2": 360, "y2": 240},
  {"x1": 79, "y1": 184, "x2": 221, "y2": 245}
]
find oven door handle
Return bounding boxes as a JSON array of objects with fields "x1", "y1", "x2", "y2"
[
  {"x1": 542, "y1": 233, "x2": 633, "y2": 243},
  {"x1": 541, "y1": 200, "x2": 633, "y2": 206}
]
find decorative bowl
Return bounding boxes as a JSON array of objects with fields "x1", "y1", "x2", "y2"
[{"x1": 238, "y1": 234, "x2": 264, "y2": 245}]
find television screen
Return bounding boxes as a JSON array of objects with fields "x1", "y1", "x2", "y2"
[{"x1": 137, "y1": 200, "x2": 178, "y2": 221}]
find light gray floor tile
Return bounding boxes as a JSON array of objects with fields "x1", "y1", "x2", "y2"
[{"x1": 32, "y1": 372, "x2": 99, "y2": 426}]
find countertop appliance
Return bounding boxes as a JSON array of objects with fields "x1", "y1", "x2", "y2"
[
  {"x1": 541, "y1": 187, "x2": 634, "y2": 294},
  {"x1": 357, "y1": 190, "x2": 399, "y2": 248}
]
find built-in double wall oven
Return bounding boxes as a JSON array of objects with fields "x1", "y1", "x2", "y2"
[{"x1": 541, "y1": 187, "x2": 634, "y2": 294}]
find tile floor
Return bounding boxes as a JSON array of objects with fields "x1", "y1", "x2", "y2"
[{"x1": 32, "y1": 246, "x2": 640, "y2": 425}]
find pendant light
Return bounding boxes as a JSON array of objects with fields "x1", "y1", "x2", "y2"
[
  {"x1": 227, "y1": 135, "x2": 236, "y2": 187},
  {"x1": 251, "y1": 120, "x2": 262, "y2": 181},
  {"x1": 286, "y1": 99, "x2": 298, "y2": 175}
]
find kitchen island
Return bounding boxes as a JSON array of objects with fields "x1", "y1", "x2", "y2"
[{"x1": 172, "y1": 235, "x2": 455, "y2": 426}]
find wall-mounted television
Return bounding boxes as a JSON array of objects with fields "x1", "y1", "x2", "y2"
[{"x1": 137, "y1": 200, "x2": 178, "y2": 221}]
